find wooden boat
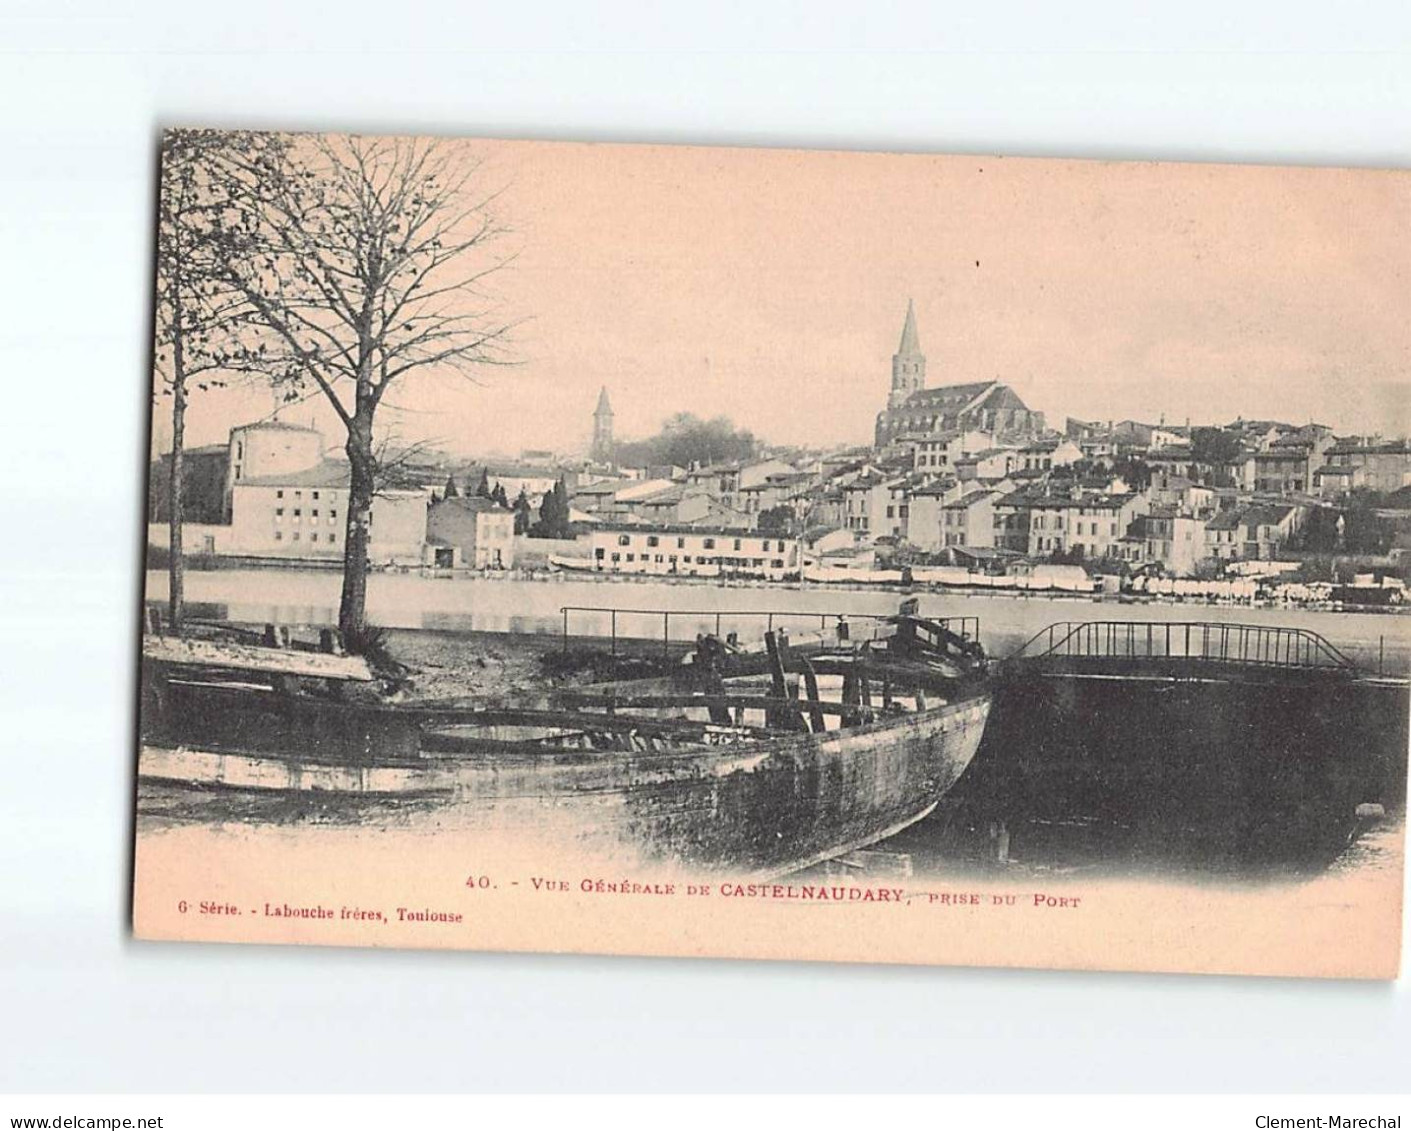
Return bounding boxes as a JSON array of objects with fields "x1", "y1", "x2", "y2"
[{"x1": 137, "y1": 604, "x2": 992, "y2": 878}]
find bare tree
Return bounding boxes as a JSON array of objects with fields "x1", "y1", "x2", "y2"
[
  {"x1": 152, "y1": 129, "x2": 273, "y2": 631},
  {"x1": 214, "y1": 135, "x2": 515, "y2": 642}
]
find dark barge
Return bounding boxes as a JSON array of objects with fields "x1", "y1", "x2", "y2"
[{"x1": 137, "y1": 604, "x2": 993, "y2": 878}]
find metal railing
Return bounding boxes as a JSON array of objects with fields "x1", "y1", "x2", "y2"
[
  {"x1": 558, "y1": 605, "x2": 981, "y2": 657},
  {"x1": 1008, "y1": 620, "x2": 1364, "y2": 671}
]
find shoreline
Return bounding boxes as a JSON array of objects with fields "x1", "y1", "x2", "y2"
[{"x1": 147, "y1": 554, "x2": 1411, "y2": 618}]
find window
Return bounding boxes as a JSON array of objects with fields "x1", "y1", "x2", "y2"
[
  {"x1": 294, "y1": 491, "x2": 302, "y2": 499},
  {"x1": 595, "y1": 548, "x2": 605, "y2": 560},
  {"x1": 703, "y1": 538, "x2": 715, "y2": 550},
  {"x1": 310, "y1": 533, "x2": 318, "y2": 543},
  {"x1": 331, "y1": 510, "x2": 338, "y2": 521},
  {"x1": 275, "y1": 508, "x2": 284, "y2": 519},
  {"x1": 618, "y1": 535, "x2": 631, "y2": 547},
  {"x1": 677, "y1": 537, "x2": 686, "y2": 549},
  {"x1": 312, "y1": 509, "x2": 319, "y2": 518},
  {"x1": 626, "y1": 553, "x2": 635, "y2": 562},
  {"x1": 647, "y1": 535, "x2": 659, "y2": 547},
  {"x1": 312, "y1": 491, "x2": 320, "y2": 500},
  {"x1": 293, "y1": 509, "x2": 301, "y2": 518},
  {"x1": 276, "y1": 490, "x2": 284, "y2": 499},
  {"x1": 292, "y1": 532, "x2": 300, "y2": 541},
  {"x1": 328, "y1": 533, "x2": 335, "y2": 544},
  {"x1": 274, "y1": 530, "x2": 282, "y2": 541},
  {"x1": 611, "y1": 552, "x2": 620, "y2": 563},
  {"x1": 733, "y1": 538, "x2": 742, "y2": 551}
]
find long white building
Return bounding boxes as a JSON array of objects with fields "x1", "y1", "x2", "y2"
[{"x1": 586, "y1": 526, "x2": 801, "y2": 580}]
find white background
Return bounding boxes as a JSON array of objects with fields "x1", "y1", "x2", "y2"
[{"x1": 1, "y1": 0, "x2": 1408, "y2": 1094}]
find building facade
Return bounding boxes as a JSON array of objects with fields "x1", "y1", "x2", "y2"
[
  {"x1": 426, "y1": 496, "x2": 516, "y2": 569},
  {"x1": 587, "y1": 527, "x2": 801, "y2": 580},
  {"x1": 939, "y1": 490, "x2": 996, "y2": 550},
  {"x1": 228, "y1": 461, "x2": 429, "y2": 564}
]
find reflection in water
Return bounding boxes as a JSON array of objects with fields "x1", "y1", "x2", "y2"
[
  {"x1": 153, "y1": 567, "x2": 1411, "y2": 671},
  {"x1": 874, "y1": 806, "x2": 1401, "y2": 885}
]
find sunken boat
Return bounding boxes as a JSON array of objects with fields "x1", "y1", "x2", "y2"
[{"x1": 137, "y1": 601, "x2": 992, "y2": 878}]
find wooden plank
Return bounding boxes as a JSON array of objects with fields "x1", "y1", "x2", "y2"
[
  {"x1": 799, "y1": 657, "x2": 827, "y2": 734},
  {"x1": 764, "y1": 630, "x2": 807, "y2": 732},
  {"x1": 557, "y1": 691, "x2": 871, "y2": 718},
  {"x1": 143, "y1": 635, "x2": 375, "y2": 682},
  {"x1": 415, "y1": 706, "x2": 769, "y2": 740}
]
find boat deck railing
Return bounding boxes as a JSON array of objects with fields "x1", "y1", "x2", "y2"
[
  {"x1": 1008, "y1": 620, "x2": 1366, "y2": 672},
  {"x1": 558, "y1": 605, "x2": 981, "y2": 657}
]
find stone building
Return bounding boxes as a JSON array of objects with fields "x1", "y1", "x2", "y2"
[
  {"x1": 426, "y1": 495, "x2": 516, "y2": 569},
  {"x1": 228, "y1": 460, "x2": 429, "y2": 565},
  {"x1": 873, "y1": 302, "x2": 1045, "y2": 448},
  {"x1": 225, "y1": 420, "x2": 325, "y2": 519}
]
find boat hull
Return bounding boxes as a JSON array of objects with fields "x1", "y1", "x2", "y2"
[{"x1": 138, "y1": 692, "x2": 991, "y2": 878}]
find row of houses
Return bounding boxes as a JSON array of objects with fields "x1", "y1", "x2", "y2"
[
  {"x1": 155, "y1": 399, "x2": 1410, "y2": 582},
  {"x1": 557, "y1": 417, "x2": 1328, "y2": 577}
]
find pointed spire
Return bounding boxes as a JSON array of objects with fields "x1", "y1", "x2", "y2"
[
  {"x1": 594, "y1": 386, "x2": 613, "y2": 416},
  {"x1": 897, "y1": 299, "x2": 921, "y2": 355}
]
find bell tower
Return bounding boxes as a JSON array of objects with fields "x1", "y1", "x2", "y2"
[
  {"x1": 591, "y1": 386, "x2": 614, "y2": 463},
  {"x1": 888, "y1": 298, "x2": 926, "y2": 408}
]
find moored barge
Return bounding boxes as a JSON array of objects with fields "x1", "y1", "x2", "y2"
[{"x1": 138, "y1": 603, "x2": 992, "y2": 878}]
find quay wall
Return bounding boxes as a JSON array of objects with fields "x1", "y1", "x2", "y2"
[{"x1": 956, "y1": 666, "x2": 1409, "y2": 875}]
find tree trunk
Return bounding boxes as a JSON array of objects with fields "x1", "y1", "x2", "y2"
[
  {"x1": 166, "y1": 335, "x2": 187, "y2": 634},
  {"x1": 338, "y1": 414, "x2": 376, "y2": 642}
]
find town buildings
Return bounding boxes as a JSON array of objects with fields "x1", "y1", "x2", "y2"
[
  {"x1": 151, "y1": 314, "x2": 1407, "y2": 585},
  {"x1": 1320, "y1": 439, "x2": 1411, "y2": 494}
]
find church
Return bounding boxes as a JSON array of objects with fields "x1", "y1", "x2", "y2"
[{"x1": 873, "y1": 300, "x2": 1045, "y2": 449}]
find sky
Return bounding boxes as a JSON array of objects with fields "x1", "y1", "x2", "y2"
[{"x1": 161, "y1": 137, "x2": 1411, "y2": 459}]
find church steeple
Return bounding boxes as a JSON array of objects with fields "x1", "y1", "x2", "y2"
[
  {"x1": 888, "y1": 299, "x2": 926, "y2": 408},
  {"x1": 591, "y1": 386, "x2": 615, "y2": 463},
  {"x1": 897, "y1": 298, "x2": 921, "y2": 355}
]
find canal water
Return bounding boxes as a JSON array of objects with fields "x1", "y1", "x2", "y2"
[{"x1": 146, "y1": 567, "x2": 1411, "y2": 672}]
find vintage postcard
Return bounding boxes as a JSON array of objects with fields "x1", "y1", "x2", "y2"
[{"x1": 133, "y1": 132, "x2": 1409, "y2": 977}]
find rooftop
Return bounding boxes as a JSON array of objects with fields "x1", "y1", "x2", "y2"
[
  {"x1": 432, "y1": 496, "x2": 511, "y2": 515},
  {"x1": 231, "y1": 419, "x2": 323, "y2": 435},
  {"x1": 595, "y1": 524, "x2": 797, "y2": 540},
  {"x1": 237, "y1": 460, "x2": 352, "y2": 489}
]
